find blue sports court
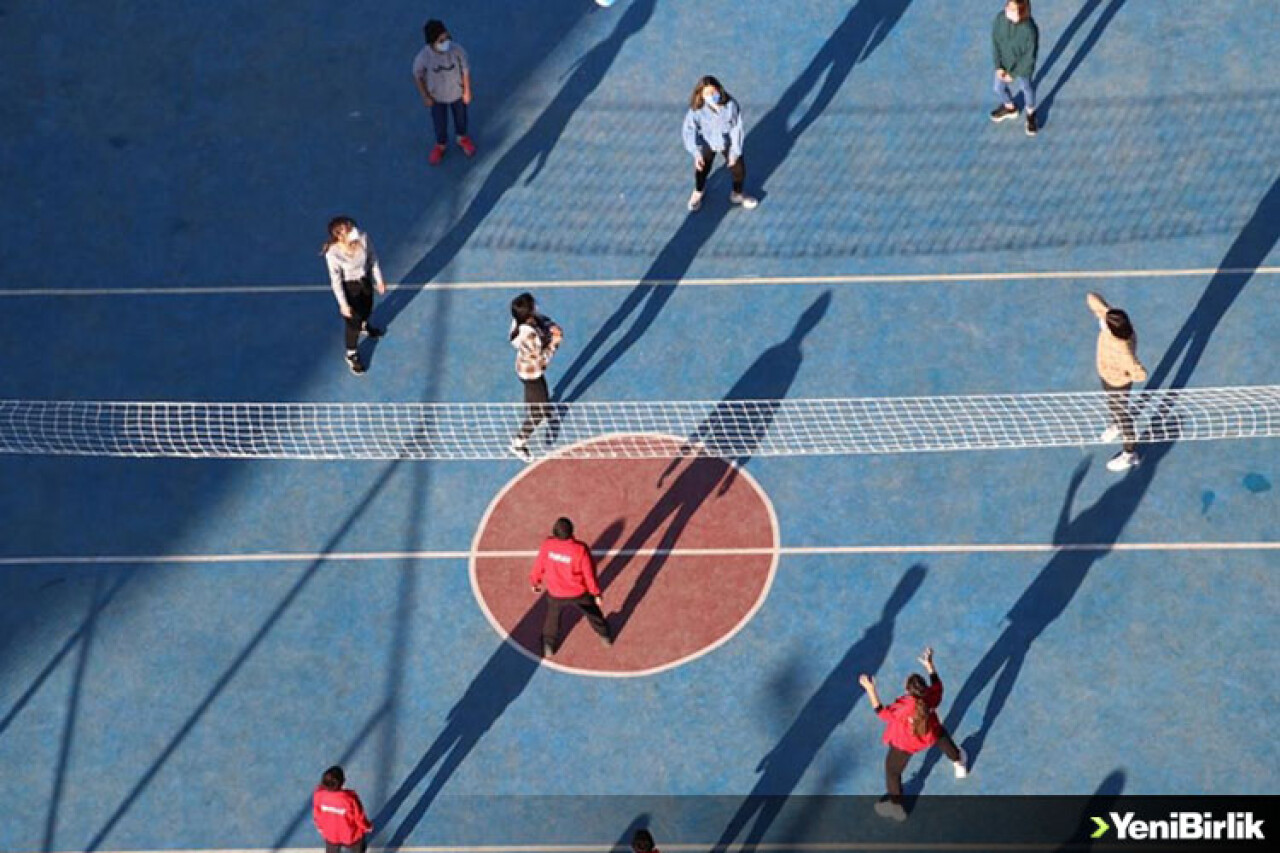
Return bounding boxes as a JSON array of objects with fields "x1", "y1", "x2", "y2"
[{"x1": 0, "y1": 1, "x2": 1277, "y2": 850}]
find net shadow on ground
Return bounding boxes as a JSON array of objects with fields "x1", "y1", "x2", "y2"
[
  {"x1": 1034, "y1": 0, "x2": 1129, "y2": 129},
  {"x1": 380, "y1": 0, "x2": 656, "y2": 326},
  {"x1": 710, "y1": 565, "x2": 926, "y2": 853},
  {"x1": 902, "y1": 170, "x2": 1280, "y2": 800},
  {"x1": 444, "y1": 90, "x2": 1280, "y2": 264},
  {"x1": 551, "y1": 0, "x2": 913, "y2": 404}
]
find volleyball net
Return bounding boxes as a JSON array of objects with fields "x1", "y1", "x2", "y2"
[{"x1": 0, "y1": 386, "x2": 1276, "y2": 461}]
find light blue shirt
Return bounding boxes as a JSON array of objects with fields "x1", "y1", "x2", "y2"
[{"x1": 682, "y1": 99, "x2": 745, "y2": 160}]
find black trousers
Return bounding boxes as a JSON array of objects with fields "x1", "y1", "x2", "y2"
[
  {"x1": 516, "y1": 376, "x2": 550, "y2": 443},
  {"x1": 1102, "y1": 379, "x2": 1137, "y2": 452},
  {"x1": 694, "y1": 148, "x2": 745, "y2": 193},
  {"x1": 324, "y1": 835, "x2": 369, "y2": 853},
  {"x1": 884, "y1": 731, "x2": 961, "y2": 803},
  {"x1": 542, "y1": 592, "x2": 611, "y2": 650},
  {"x1": 342, "y1": 278, "x2": 374, "y2": 351}
]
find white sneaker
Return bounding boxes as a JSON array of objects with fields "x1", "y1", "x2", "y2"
[
  {"x1": 1099, "y1": 425, "x2": 1122, "y2": 443},
  {"x1": 873, "y1": 799, "x2": 908, "y2": 822},
  {"x1": 729, "y1": 191, "x2": 759, "y2": 209},
  {"x1": 1106, "y1": 450, "x2": 1140, "y2": 472},
  {"x1": 687, "y1": 190, "x2": 703, "y2": 211},
  {"x1": 954, "y1": 747, "x2": 969, "y2": 779},
  {"x1": 508, "y1": 438, "x2": 532, "y2": 462}
]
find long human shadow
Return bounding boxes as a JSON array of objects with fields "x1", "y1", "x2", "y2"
[
  {"x1": 378, "y1": 0, "x2": 656, "y2": 325},
  {"x1": 1142, "y1": 172, "x2": 1280, "y2": 395},
  {"x1": 553, "y1": 0, "x2": 913, "y2": 404},
  {"x1": 711, "y1": 565, "x2": 927, "y2": 853},
  {"x1": 572, "y1": 293, "x2": 830, "y2": 642},
  {"x1": 1034, "y1": 0, "x2": 1128, "y2": 128},
  {"x1": 371, "y1": 521, "x2": 625, "y2": 850},
  {"x1": 906, "y1": 172, "x2": 1280, "y2": 795}
]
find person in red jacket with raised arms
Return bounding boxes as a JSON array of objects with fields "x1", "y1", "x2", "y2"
[
  {"x1": 530, "y1": 516, "x2": 614, "y2": 657},
  {"x1": 312, "y1": 766, "x2": 372, "y2": 853},
  {"x1": 859, "y1": 647, "x2": 968, "y2": 822}
]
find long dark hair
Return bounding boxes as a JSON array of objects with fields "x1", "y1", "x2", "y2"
[
  {"x1": 905, "y1": 673, "x2": 930, "y2": 737},
  {"x1": 510, "y1": 292, "x2": 536, "y2": 340},
  {"x1": 689, "y1": 75, "x2": 731, "y2": 110},
  {"x1": 321, "y1": 216, "x2": 357, "y2": 254}
]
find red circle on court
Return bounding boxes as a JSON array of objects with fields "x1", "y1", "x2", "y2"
[{"x1": 470, "y1": 434, "x2": 779, "y2": 676}]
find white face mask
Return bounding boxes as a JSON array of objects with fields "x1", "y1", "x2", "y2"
[
  {"x1": 346, "y1": 227, "x2": 361, "y2": 244},
  {"x1": 435, "y1": 39, "x2": 451, "y2": 52}
]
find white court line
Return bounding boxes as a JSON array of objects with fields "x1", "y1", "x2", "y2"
[
  {"x1": 2, "y1": 541, "x2": 1276, "y2": 566},
  {"x1": 3, "y1": 266, "x2": 1278, "y2": 297}
]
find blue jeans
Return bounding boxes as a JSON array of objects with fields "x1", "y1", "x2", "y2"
[
  {"x1": 430, "y1": 100, "x2": 468, "y2": 144},
  {"x1": 993, "y1": 71, "x2": 1036, "y2": 112}
]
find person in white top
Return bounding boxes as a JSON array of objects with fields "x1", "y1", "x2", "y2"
[
  {"x1": 508, "y1": 292, "x2": 562, "y2": 461},
  {"x1": 323, "y1": 216, "x2": 387, "y2": 375}
]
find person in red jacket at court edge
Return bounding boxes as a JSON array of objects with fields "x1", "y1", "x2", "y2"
[
  {"x1": 859, "y1": 646, "x2": 968, "y2": 822},
  {"x1": 312, "y1": 765, "x2": 372, "y2": 853},
  {"x1": 530, "y1": 516, "x2": 614, "y2": 657}
]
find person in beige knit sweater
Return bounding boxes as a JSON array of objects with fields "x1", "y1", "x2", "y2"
[{"x1": 1087, "y1": 292, "x2": 1147, "y2": 471}]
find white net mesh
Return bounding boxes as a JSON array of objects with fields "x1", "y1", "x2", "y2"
[{"x1": 0, "y1": 386, "x2": 1277, "y2": 460}]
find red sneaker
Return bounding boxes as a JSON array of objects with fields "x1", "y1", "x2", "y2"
[
  {"x1": 457, "y1": 136, "x2": 476, "y2": 157},
  {"x1": 428, "y1": 144, "x2": 446, "y2": 166}
]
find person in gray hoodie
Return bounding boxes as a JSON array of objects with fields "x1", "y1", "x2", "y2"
[
  {"x1": 990, "y1": 0, "x2": 1040, "y2": 136},
  {"x1": 412, "y1": 18, "x2": 475, "y2": 165},
  {"x1": 681, "y1": 76, "x2": 758, "y2": 212}
]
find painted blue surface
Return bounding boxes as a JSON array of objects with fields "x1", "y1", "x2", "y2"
[{"x1": 1, "y1": 0, "x2": 1278, "y2": 850}]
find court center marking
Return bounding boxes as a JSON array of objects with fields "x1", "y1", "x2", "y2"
[
  {"x1": 2, "y1": 266, "x2": 1278, "y2": 297},
  {"x1": 2, "y1": 541, "x2": 1276, "y2": 566}
]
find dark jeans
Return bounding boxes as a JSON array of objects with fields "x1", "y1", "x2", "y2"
[
  {"x1": 885, "y1": 730, "x2": 961, "y2": 804},
  {"x1": 542, "y1": 592, "x2": 611, "y2": 651},
  {"x1": 342, "y1": 278, "x2": 374, "y2": 351},
  {"x1": 516, "y1": 376, "x2": 550, "y2": 443},
  {"x1": 431, "y1": 100, "x2": 469, "y2": 144},
  {"x1": 324, "y1": 835, "x2": 369, "y2": 853},
  {"x1": 694, "y1": 148, "x2": 745, "y2": 193},
  {"x1": 1103, "y1": 379, "x2": 1137, "y2": 452}
]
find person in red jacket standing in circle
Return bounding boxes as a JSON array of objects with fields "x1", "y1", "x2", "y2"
[
  {"x1": 858, "y1": 647, "x2": 968, "y2": 822},
  {"x1": 312, "y1": 766, "x2": 373, "y2": 853},
  {"x1": 530, "y1": 516, "x2": 614, "y2": 657}
]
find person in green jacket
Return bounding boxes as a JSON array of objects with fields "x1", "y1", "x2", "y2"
[{"x1": 990, "y1": 0, "x2": 1040, "y2": 136}]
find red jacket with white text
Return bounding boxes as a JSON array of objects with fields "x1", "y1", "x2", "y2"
[
  {"x1": 312, "y1": 786, "x2": 372, "y2": 845},
  {"x1": 529, "y1": 536, "x2": 601, "y2": 598}
]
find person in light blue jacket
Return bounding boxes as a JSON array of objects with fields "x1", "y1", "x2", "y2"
[{"x1": 681, "y1": 76, "x2": 758, "y2": 212}]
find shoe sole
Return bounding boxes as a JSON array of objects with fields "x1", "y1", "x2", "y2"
[{"x1": 990, "y1": 112, "x2": 1018, "y2": 122}]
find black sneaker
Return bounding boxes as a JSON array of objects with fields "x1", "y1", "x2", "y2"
[
  {"x1": 1025, "y1": 111, "x2": 1038, "y2": 136},
  {"x1": 346, "y1": 352, "x2": 366, "y2": 375},
  {"x1": 990, "y1": 104, "x2": 1018, "y2": 122},
  {"x1": 362, "y1": 323, "x2": 384, "y2": 339}
]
